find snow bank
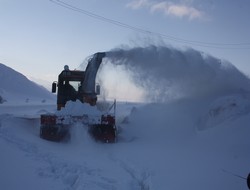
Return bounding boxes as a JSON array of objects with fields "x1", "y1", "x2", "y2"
[
  {"x1": 122, "y1": 91, "x2": 250, "y2": 143},
  {"x1": 116, "y1": 92, "x2": 250, "y2": 190},
  {"x1": 198, "y1": 92, "x2": 250, "y2": 130}
]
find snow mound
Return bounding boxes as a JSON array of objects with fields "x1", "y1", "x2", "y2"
[
  {"x1": 121, "y1": 99, "x2": 198, "y2": 143},
  {"x1": 56, "y1": 100, "x2": 102, "y2": 116},
  {"x1": 0, "y1": 63, "x2": 55, "y2": 104},
  {"x1": 198, "y1": 92, "x2": 250, "y2": 130},
  {"x1": 55, "y1": 100, "x2": 106, "y2": 125},
  {"x1": 121, "y1": 92, "x2": 250, "y2": 143}
]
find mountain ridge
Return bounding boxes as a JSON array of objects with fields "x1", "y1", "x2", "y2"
[{"x1": 0, "y1": 63, "x2": 55, "y2": 103}]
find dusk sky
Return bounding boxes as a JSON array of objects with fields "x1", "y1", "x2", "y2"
[{"x1": 1, "y1": 0, "x2": 250, "y2": 96}]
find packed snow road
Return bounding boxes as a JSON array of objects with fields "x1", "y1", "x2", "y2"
[{"x1": 0, "y1": 96, "x2": 250, "y2": 190}]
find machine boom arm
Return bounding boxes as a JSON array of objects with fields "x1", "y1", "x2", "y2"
[{"x1": 82, "y1": 52, "x2": 106, "y2": 95}]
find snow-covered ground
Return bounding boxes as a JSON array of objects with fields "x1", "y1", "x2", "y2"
[{"x1": 0, "y1": 94, "x2": 250, "y2": 190}]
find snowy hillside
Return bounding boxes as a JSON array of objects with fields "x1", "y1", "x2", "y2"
[
  {"x1": 1, "y1": 46, "x2": 250, "y2": 190},
  {"x1": 0, "y1": 63, "x2": 55, "y2": 104}
]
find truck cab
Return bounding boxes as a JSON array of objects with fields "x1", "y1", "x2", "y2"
[{"x1": 52, "y1": 65, "x2": 100, "y2": 110}]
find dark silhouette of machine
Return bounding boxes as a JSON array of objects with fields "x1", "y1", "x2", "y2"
[{"x1": 40, "y1": 52, "x2": 116, "y2": 143}]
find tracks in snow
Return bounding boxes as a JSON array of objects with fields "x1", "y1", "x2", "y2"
[{"x1": 0, "y1": 114, "x2": 153, "y2": 190}]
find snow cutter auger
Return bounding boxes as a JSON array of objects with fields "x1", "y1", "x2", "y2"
[
  {"x1": 40, "y1": 52, "x2": 117, "y2": 143},
  {"x1": 40, "y1": 114, "x2": 71, "y2": 141},
  {"x1": 40, "y1": 113, "x2": 116, "y2": 142}
]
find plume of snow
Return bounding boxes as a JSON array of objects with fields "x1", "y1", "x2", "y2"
[{"x1": 104, "y1": 45, "x2": 250, "y2": 102}]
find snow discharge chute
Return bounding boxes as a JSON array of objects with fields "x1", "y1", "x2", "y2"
[{"x1": 83, "y1": 52, "x2": 106, "y2": 96}]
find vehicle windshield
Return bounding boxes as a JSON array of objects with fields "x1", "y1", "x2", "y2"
[{"x1": 68, "y1": 81, "x2": 81, "y2": 92}]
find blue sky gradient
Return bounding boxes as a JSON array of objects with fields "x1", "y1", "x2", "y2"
[{"x1": 1, "y1": 0, "x2": 250, "y2": 88}]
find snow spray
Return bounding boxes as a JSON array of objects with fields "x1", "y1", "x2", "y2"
[
  {"x1": 103, "y1": 45, "x2": 250, "y2": 102},
  {"x1": 222, "y1": 169, "x2": 250, "y2": 189},
  {"x1": 248, "y1": 173, "x2": 250, "y2": 189}
]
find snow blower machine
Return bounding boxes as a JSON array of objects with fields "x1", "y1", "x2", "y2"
[{"x1": 40, "y1": 52, "x2": 116, "y2": 143}]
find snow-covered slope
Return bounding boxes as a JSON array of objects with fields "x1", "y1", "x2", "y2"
[{"x1": 0, "y1": 63, "x2": 55, "y2": 104}]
